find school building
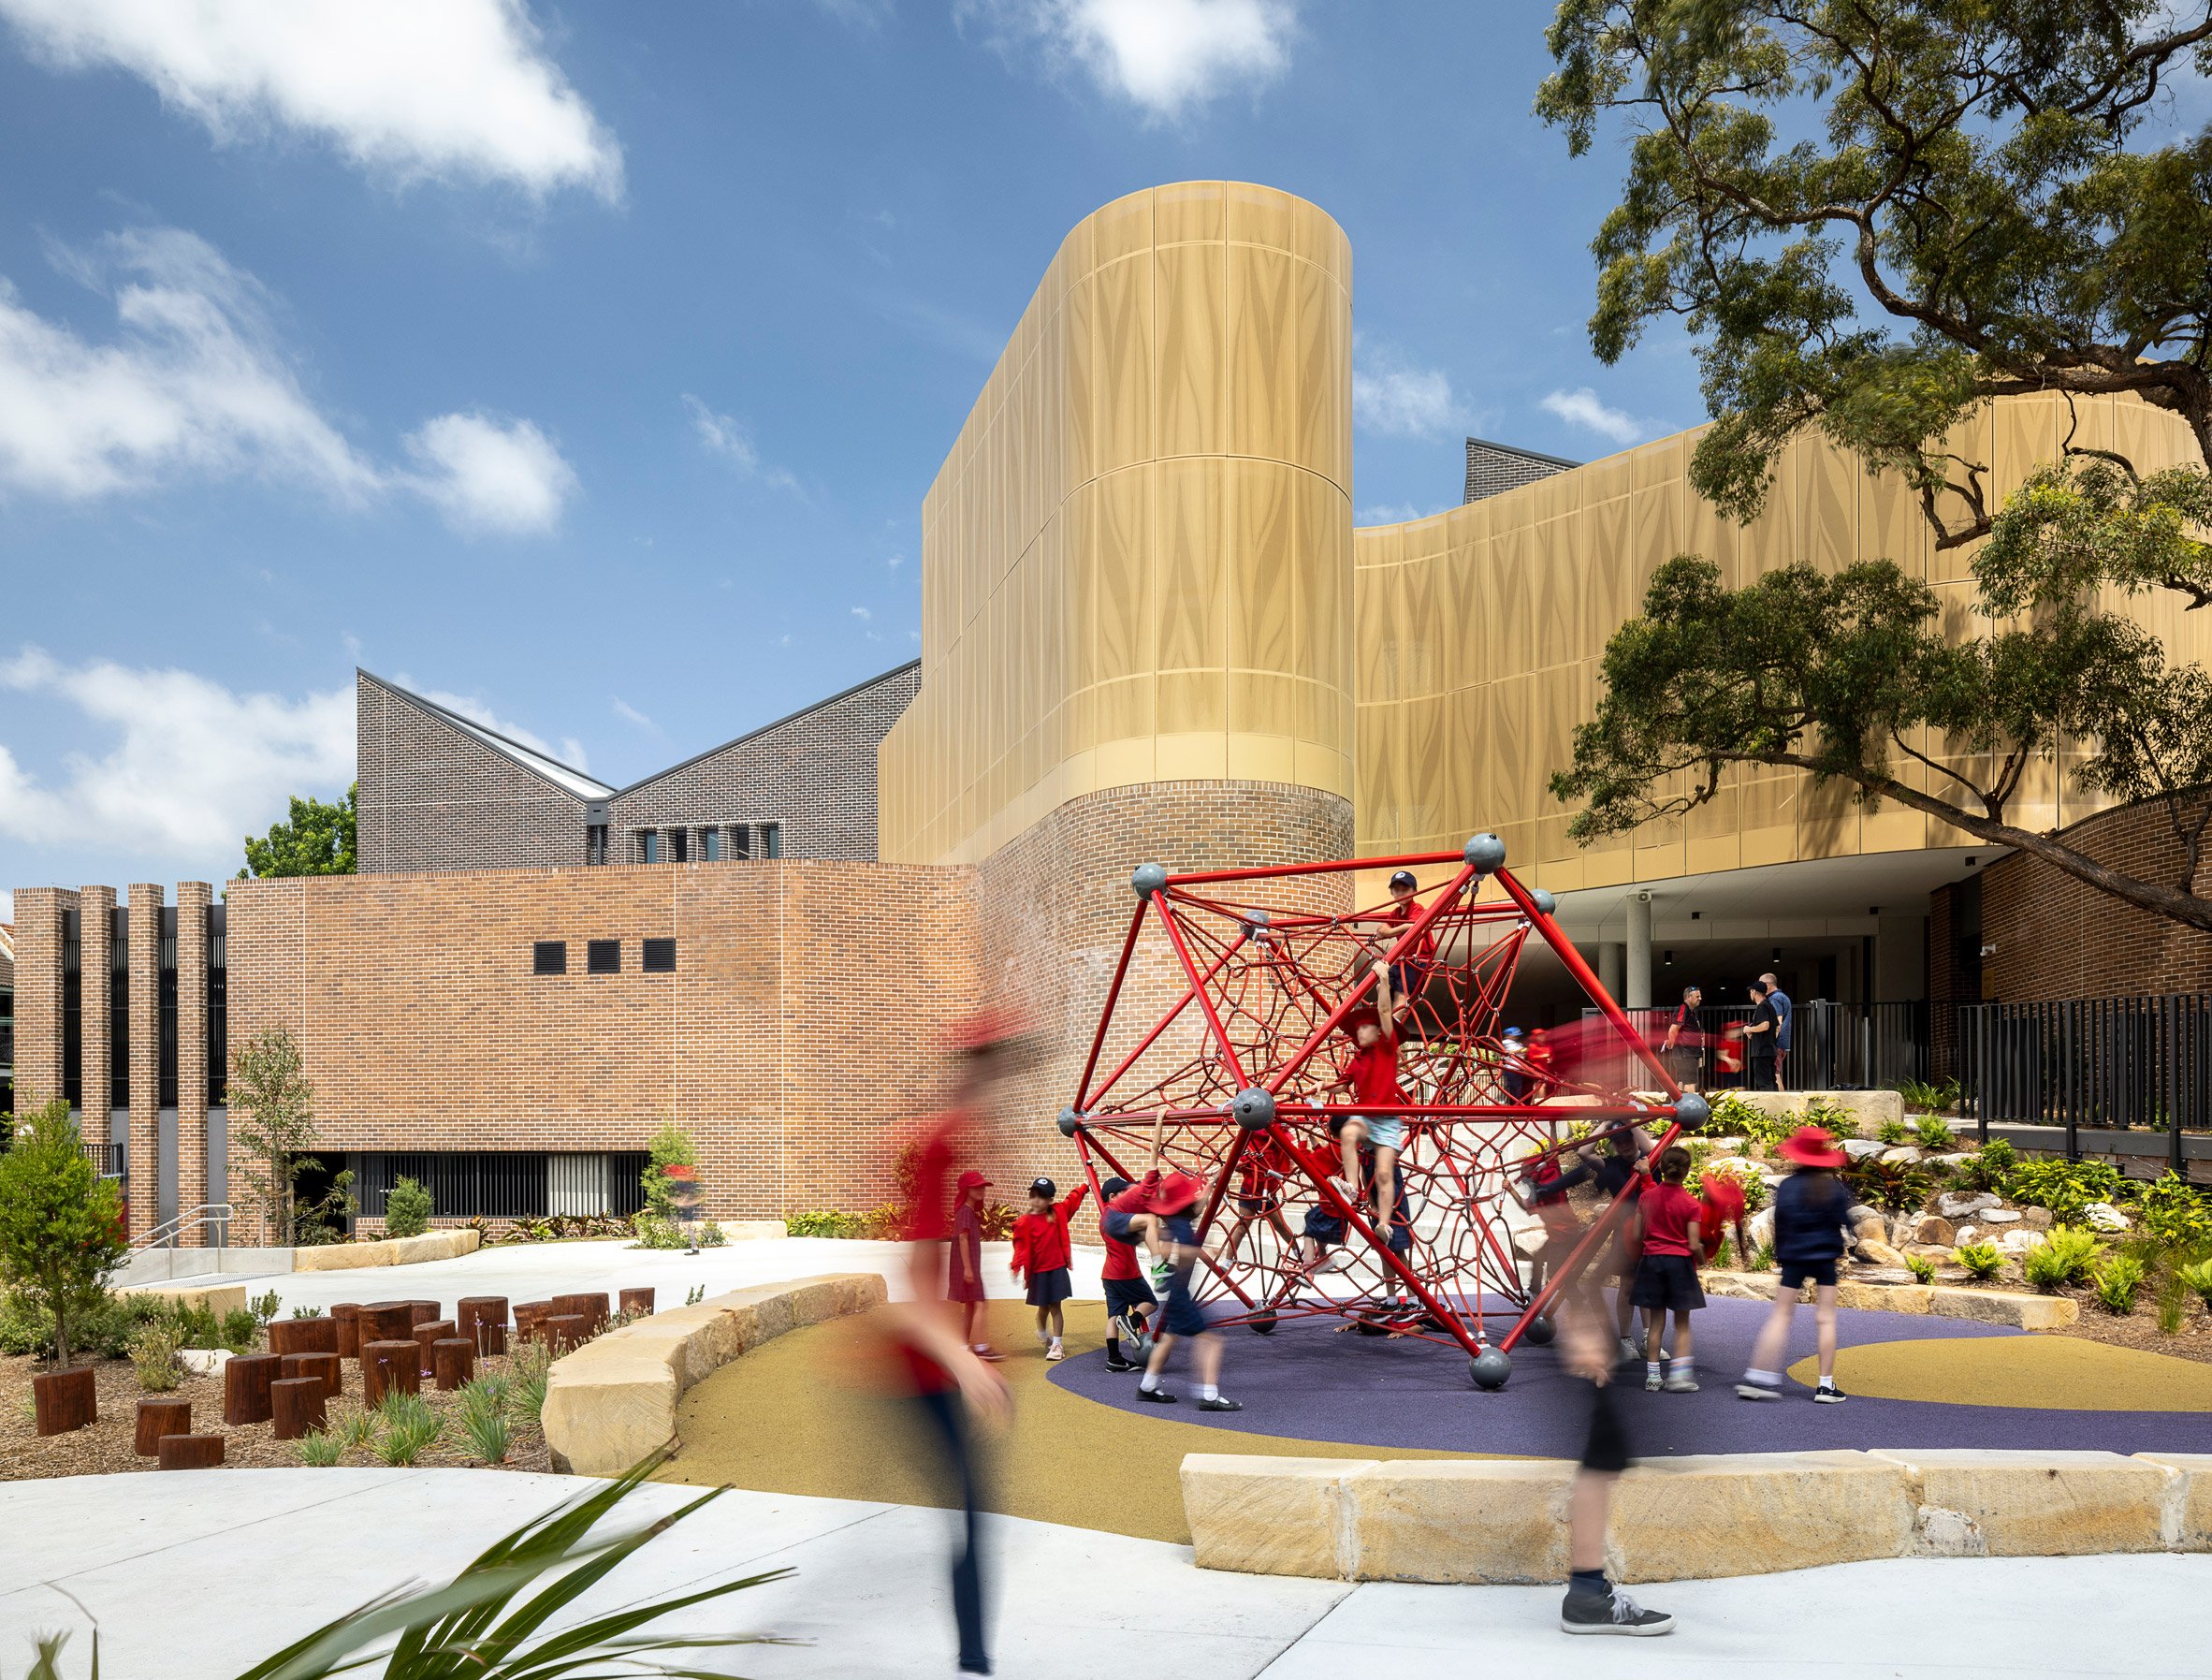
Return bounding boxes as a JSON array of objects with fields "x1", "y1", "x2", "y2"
[{"x1": 11, "y1": 181, "x2": 2211, "y2": 1239}]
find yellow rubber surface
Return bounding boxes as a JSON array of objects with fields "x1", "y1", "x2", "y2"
[
  {"x1": 659, "y1": 1301, "x2": 1483, "y2": 1543},
  {"x1": 1788, "y1": 1335, "x2": 2212, "y2": 1410}
]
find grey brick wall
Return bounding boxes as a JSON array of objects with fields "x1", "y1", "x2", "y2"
[{"x1": 1463, "y1": 437, "x2": 1579, "y2": 504}]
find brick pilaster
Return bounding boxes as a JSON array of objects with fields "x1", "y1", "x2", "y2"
[
  {"x1": 78, "y1": 886, "x2": 114, "y2": 1133},
  {"x1": 9, "y1": 887, "x2": 74, "y2": 1118},
  {"x1": 176, "y1": 882, "x2": 211, "y2": 1242},
  {"x1": 128, "y1": 884, "x2": 162, "y2": 1242}
]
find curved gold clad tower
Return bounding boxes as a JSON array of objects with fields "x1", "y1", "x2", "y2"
[{"x1": 878, "y1": 182, "x2": 1354, "y2": 867}]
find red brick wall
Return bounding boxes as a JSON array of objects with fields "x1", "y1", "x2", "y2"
[
  {"x1": 1979, "y1": 797, "x2": 2212, "y2": 1000},
  {"x1": 9, "y1": 888, "x2": 71, "y2": 1113}
]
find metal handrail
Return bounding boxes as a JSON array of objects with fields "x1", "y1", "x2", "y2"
[{"x1": 129, "y1": 1203, "x2": 232, "y2": 1252}]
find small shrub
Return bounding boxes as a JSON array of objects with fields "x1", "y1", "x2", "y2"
[
  {"x1": 509, "y1": 1340, "x2": 553, "y2": 1424},
  {"x1": 130, "y1": 1320, "x2": 185, "y2": 1392},
  {"x1": 1905, "y1": 1252, "x2": 1938, "y2": 1284},
  {"x1": 1800, "y1": 1099, "x2": 1856, "y2": 1142},
  {"x1": 1953, "y1": 1240, "x2": 2003, "y2": 1279},
  {"x1": 978, "y1": 1201, "x2": 1018, "y2": 1241},
  {"x1": 1876, "y1": 1119, "x2": 1911, "y2": 1146},
  {"x1": 373, "y1": 1390, "x2": 443, "y2": 1465},
  {"x1": 1751, "y1": 1237, "x2": 1777, "y2": 1271},
  {"x1": 2178, "y1": 1257, "x2": 2212, "y2": 1307},
  {"x1": 2155, "y1": 1267, "x2": 2191, "y2": 1335},
  {"x1": 633, "y1": 1214, "x2": 687, "y2": 1250},
  {"x1": 336, "y1": 1408, "x2": 377, "y2": 1452},
  {"x1": 685, "y1": 1283, "x2": 707, "y2": 1307},
  {"x1": 296, "y1": 1428, "x2": 345, "y2": 1467},
  {"x1": 290, "y1": 1305, "x2": 320, "y2": 1319},
  {"x1": 247, "y1": 1289, "x2": 283, "y2": 1327},
  {"x1": 2006, "y1": 1158, "x2": 2124, "y2": 1223},
  {"x1": 2133, "y1": 1173, "x2": 2212, "y2": 1247},
  {"x1": 171, "y1": 1302, "x2": 224, "y2": 1351},
  {"x1": 785, "y1": 1209, "x2": 864, "y2": 1239},
  {"x1": 384, "y1": 1175, "x2": 434, "y2": 1239},
  {"x1": 860, "y1": 1203, "x2": 908, "y2": 1239},
  {"x1": 1897, "y1": 1076, "x2": 1961, "y2": 1114},
  {"x1": 220, "y1": 1307, "x2": 259, "y2": 1352},
  {"x1": 1955, "y1": 1138, "x2": 2017, "y2": 1193},
  {"x1": 1849, "y1": 1155, "x2": 1930, "y2": 1213},
  {"x1": 2091, "y1": 1254, "x2": 2147, "y2": 1315},
  {"x1": 2025, "y1": 1227, "x2": 2104, "y2": 1292},
  {"x1": 1914, "y1": 1115, "x2": 1955, "y2": 1151},
  {"x1": 456, "y1": 1383, "x2": 511, "y2": 1465},
  {"x1": 697, "y1": 1219, "x2": 726, "y2": 1248}
]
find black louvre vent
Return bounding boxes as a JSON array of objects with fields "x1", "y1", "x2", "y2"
[
  {"x1": 587, "y1": 940, "x2": 621, "y2": 974},
  {"x1": 642, "y1": 939, "x2": 676, "y2": 973},
  {"x1": 533, "y1": 941, "x2": 568, "y2": 975}
]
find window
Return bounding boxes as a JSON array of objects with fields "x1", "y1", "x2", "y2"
[
  {"x1": 731, "y1": 824, "x2": 750, "y2": 860},
  {"x1": 587, "y1": 939, "x2": 621, "y2": 974},
  {"x1": 640, "y1": 831, "x2": 661, "y2": 864},
  {"x1": 532, "y1": 941, "x2": 568, "y2": 975},
  {"x1": 764, "y1": 822, "x2": 783, "y2": 859},
  {"x1": 586, "y1": 825, "x2": 607, "y2": 866},
  {"x1": 643, "y1": 938, "x2": 676, "y2": 973},
  {"x1": 669, "y1": 827, "x2": 689, "y2": 863},
  {"x1": 702, "y1": 827, "x2": 720, "y2": 861}
]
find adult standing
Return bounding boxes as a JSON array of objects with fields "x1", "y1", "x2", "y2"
[
  {"x1": 1761, "y1": 972, "x2": 1793, "y2": 1088},
  {"x1": 1659, "y1": 985, "x2": 1704, "y2": 1091},
  {"x1": 1741, "y1": 982, "x2": 1782, "y2": 1091}
]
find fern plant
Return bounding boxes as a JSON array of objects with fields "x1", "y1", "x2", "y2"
[
  {"x1": 2091, "y1": 1254, "x2": 2147, "y2": 1315},
  {"x1": 1905, "y1": 1252, "x2": 1938, "y2": 1284},
  {"x1": 2025, "y1": 1228, "x2": 2104, "y2": 1292},
  {"x1": 1913, "y1": 1115, "x2": 1955, "y2": 1151},
  {"x1": 1952, "y1": 1240, "x2": 2003, "y2": 1279},
  {"x1": 2178, "y1": 1257, "x2": 2212, "y2": 1307},
  {"x1": 1876, "y1": 1119, "x2": 1911, "y2": 1146}
]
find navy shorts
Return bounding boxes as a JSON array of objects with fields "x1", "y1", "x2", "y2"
[
  {"x1": 1161, "y1": 1272, "x2": 1209, "y2": 1338},
  {"x1": 1302, "y1": 1205, "x2": 1345, "y2": 1248},
  {"x1": 1630, "y1": 1253, "x2": 1707, "y2": 1313},
  {"x1": 1026, "y1": 1266, "x2": 1072, "y2": 1307},
  {"x1": 1778, "y1": 1257, "x2": 1839, "y2": 1291},
  {"x1": 1103, "y1": 1276, "x2": 1157, "y2": 1318},
  {"x1": 1581, "y1": 1380, "x2": 1630, "y2": 1473}
]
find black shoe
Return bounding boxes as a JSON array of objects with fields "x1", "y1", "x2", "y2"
[
  {"x1": 1195, "y1": 1395, "x2": 1243, "y2": 1411},
  {"x1": 1136, "y1": 1385, "x2": 1177, "y2": 1404},
  {"x1": 958, "y1": 1656, "x2": 992, "y2": 1674},
  {"x1": 1813, "y1": 1382, "x2": 1847, "y2": 1404},
  {"x1": 1104, "y1": 1354, "x2": 1138, "y2": 1372},
  {"x1": 1561, "y1": 1586, "x2": 1675, "y2": 1636}
]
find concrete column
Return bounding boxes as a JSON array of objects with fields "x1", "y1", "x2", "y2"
[
  {"x1": 1875, "y1": 913, "x2": 1928, "y2": 1001},
  {"x1": 128, "y1": 884, "x2": 163, "y2": 1243},
  {"x1": 9, "y1": 887, "x2": 74, "y2": 1116},
  {"x1": 1597, "y1": 942, "x2": 1625, "y2": 1001},
  {"x1": 176, "y1": 882, "x2": 211, "y2": 1243},
  {"x1": 1625, "y1": 893, "x2": 1653, "y2": 1010},
  {"x1": 78, "y1": 886, "x2": 114, "y2": 1128}
]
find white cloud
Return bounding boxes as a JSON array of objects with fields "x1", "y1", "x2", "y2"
[
  {"x1": 682, "y1": 394, "x2": 798, "y2": 493},
  {"x1": 1540, "y1": 387, "x2": 1643, "y2": 445},
  {"x1": 610, "y1": 695, "x2": 655, "y2": 731},
  {"x1": 887, "y1": 553, "x2": 906, "y2": 569},
  {"x1": 1352, "y1": 351, "x2": 1465, "y2": 440},
  {"x1": 0, "y1": 647, "x2": 351, "y2": 861},
  {"x1": 959, "y1": 0, "x2": 1295, "y2": 120},
  {"x1": 0, "y1": 0, "x2": 620, "y2": 199},
  {"x1": 400, "y1": 411, "x2": 576, "y2": 536},
  {"x1": 399, "y1": 675, "x2": 588, "y2": 769},
  {"x1": 0, "y1": 226, "x2": 379, "y2": 501},
  {"x1": 851, "y1": 606, "x2": 872, "y2": 621},
  {"x1": 1356, "y1": 502, "x2": 1438, "y2": 526}
]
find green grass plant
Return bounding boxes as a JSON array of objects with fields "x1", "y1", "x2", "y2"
[
  {"x1": 1952, "y1": 1240, "x2": 2003, "y2": 1279},
  {"x1": 2025, "y1": 1227, "x2": 2104, "y2": 1292},
  {"x1": 2091, "y1": 1254, "x2": 2147, "y2": 1315}
]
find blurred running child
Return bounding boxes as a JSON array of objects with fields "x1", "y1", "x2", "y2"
[
  {"x1": 1590, "y1": 1124, "x2": 1655, "y2": 1359},
  {"x1": 1222, "y1": 1124, "x2": 1295, "y2": 1268},
  {"x1": 1738, "y1": 1127, "x2": 1852, "y2": 1403},
  {"x1": 1136, "y1": 1170, "x2": 1242, "y2": 1410},
  {"x1": 949, "y1": 1167, "x2": 998, "y2": 1360},
  {"x1": 1629, "y1": 1146, "x2": 1704, "y2": 1392},
  {"x1": 1011, "y1": 1175, "x2": 1088, "y2": 1361},
  {"x1": 1327, "y1": 967, "x2": 1405, "y2": 1254},
  {"x1": 1098, "y1": 1175, "x2": 1162, "y2": 1370},
  {"x1": 1512, "y1": 1140, "x2": 1594, "y2": 1296}
]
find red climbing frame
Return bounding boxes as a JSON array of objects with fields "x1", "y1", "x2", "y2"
[{"x1": 1061, "y1": 838, "x2": 1699, "y2": 1387}]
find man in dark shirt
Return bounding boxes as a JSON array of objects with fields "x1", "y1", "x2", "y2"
[
  {"x1": 1659, "y1": 984, "x2": 1704, "y2": 1091},
  {"x1": 1742, "y1": 982, "x2": 1782, "y2": 1090}
]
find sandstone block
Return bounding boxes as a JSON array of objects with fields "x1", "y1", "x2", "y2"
[
  {"x1": 1870, "y1": 1450, "x2": 2171, "y2": 1556},
  {"x1": 2134, "y1": 1454, "x2": 2212, "y2": 1551},
  {"x1": 1184, "y1": 1455, "x2": 1368, "y2": 1578},
  {"x1": 1927, "y1": 1287, "x2": 2076, "y2": 1329},
  {"x1": 1609, "y1": 1454, "x2": 1913, "y2": 1582},
  {"x1": 1346, "y1": 1460, "x2": 1571, "y2": 1585},
  {"x1": 1913, "y1": 1215, "x2": 1956, "y2": 1245},
  {"x1": 785, "y1": 1279, "x2": 844, "y2": 1325},
  {"x1": 122, "y1": 1281, "x2": 247, "y2": 1317},
  {"x1": 543, "y1": 1352, "x2": 681, "y2": 1476},
  {"x1": 1855, "y1": 1239, "x2": 1908, "y2": 1268},
  {"x1": 1832, "y1": 1281, "x2": 1932, "y2": 1313}
]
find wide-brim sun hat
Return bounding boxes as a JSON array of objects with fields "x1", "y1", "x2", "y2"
[
  {"x1": 1145, "y1": 1170, "x2": 1203, "y2": 1215},
  {"x1": 1778, "y1": 1126, "x2": 1846, "y2": 1169}
]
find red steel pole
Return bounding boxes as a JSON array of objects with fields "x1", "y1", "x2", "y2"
[{"x1": 1073, "y1": 895, "x2": 1148, "y2": 1111}]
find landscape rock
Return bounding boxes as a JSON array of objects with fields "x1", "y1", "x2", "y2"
[
  {"x1": 2083, "y1": 1201, "x2": 2131, "y2": 1232},
  {"x1": 1346, "y1": 1461, "x2": 1570, "y2": 1584},
  {"x1": 1869, "y1": 1450, "x2": 2170, "y2": 1556},
  {"x1": 1979, "y1": 1208, "x2": 2020, "y2": 1223},
  {"x1": 1855, "y1": 1239, "x2": 1909, "y2": 1268},
  {"x1": 1846, "y1": 1204, "x2": 1882, "y2": 1228},
  {"x1": 1607, "y1": 1453, "x2": 1914, "y2": 1582},
  {"x1": 1930, "y1": 1152, "x2": 1977, "y2": 1168},
  {"x1": 2022, "y1": 1206, "x2": 2053, "y2": 1230},
  {"x1": 1186, "y1": 1456, "x2": 1369, "y2": 1578},
  {"x1": 1842, "y1": 1139, "x2": 1888, "y2": 1161},
  {"x1": 1746, "y1": 1207, "x2": 1777, "y2": 1249},
  {"x1": 1998, "y1": 1229, "x2": 2045, "y2": 1256},
  {"x1": 1880, "y1": 1147, "x2": 1922, "y2": 1164},
  {"x1": 1928, "y1": 1288, "x2": 2077, "y2": 1330},
  {"x1": 1938, "y1": 1191, "x2": 2000, "y2": 1220},
  {"x1": 1955, "y1": 1225, "x2": 1977, "y2": 1246},
  {"x1": 1913, "y1": 1215, "x2": 1956, "y2": 1245},
  {"x1": 1854, "y1": 1217, "x2": 1888, "y2": 1243}
]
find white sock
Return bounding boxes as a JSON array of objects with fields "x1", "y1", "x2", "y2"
[
  {"x1": 1139, "y1": 1371, "x2": 1158, "y2": 1392},
  {"x1": 1197, "y1": 1383, "x2": 1217, "y2": 1401},
  {"x1": 1745, "y1": 1367, "x2": 1780, "y2": 1384},
  {"x1": 1646, "y1": 1361, "x2": 1661, "y2": 1379},
  {"x1": 1669, "y1": 1356, "x2": 1693, "y2": 1374},
  {"x1": 1050, "y1": 1336, "x2": 1062, "y2": 1350},
  {"x1": 1817, "y1": 1374, "x2": 1838, "y2": 1388}
]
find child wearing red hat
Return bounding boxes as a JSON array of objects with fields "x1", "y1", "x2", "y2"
[
  {"x1": 1738, "y1": 1127, "x2": 1854, "y2": 1402},
  {"x1": 949, "y1": 1167, "x2": 998, "y2": 1360},
  {"x1": 1326, "y1": 967, "x2": 1406, "y2": 1264},
  {"x1": 1011, "y1": 1175, "x2": 1088, "y2": 1361},
  {"x1": 1629, "y1": 1146, "x2": 1705, "y2": 1392},
  {"x1": 1135, "y1": 1170, "x2": 1241, "y2": 1410}
]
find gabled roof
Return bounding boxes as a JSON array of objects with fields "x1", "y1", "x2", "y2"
[
  {"x1": 610, "y1": 659, "x2": 921, "y2": 797},
  {"x1": 361, "y1": 671, "x2": 616, "y2": 801}
]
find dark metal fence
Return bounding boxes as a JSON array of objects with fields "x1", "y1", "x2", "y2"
[
  {"x1": 1958, "y1": 994, "x2": 2211, "y2": 1172},
  {"x1": 80, "y1": 1141, "x2": 124, "y2": 1179},
  {"x1": 1576, "y1": 1001, "x2": 1931, "y2": 1092}
]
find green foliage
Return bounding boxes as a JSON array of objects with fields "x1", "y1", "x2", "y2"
[
  {"x1": 1751, "y1": 1236, "x2": 1776, "y2": 1272},
  {"x1": 336, "y1": 1408, "x2": 378, "y2": 1453},
  {"x1": 1537, "y1": 7, "x2": 2212, "y2": 929},
  {"x1": 383, "y1": 1176, "x2": 433, "y2": 1239},
  {"x1": 293, "y1": 1170, "x2": 357, "y2": 1246},
  {"x1": 1953, "y1": 1241, "x2": 2004, "y2": 1280},
  {"x1": 455, "y1": 1379, "x2": 512, "y2": 1465},
  {"x1": 697, "y1": 1218, "x2": 726, "y2": 1248},
  {"x1": 240, "y1": 782, "x2": 357, "y2": 879},
  {"x1": 2179, "y1": 1257, "x2": 2212, "y2": 1308},
  {"x1": 0, "y1": 1287, "x2": 162, "y2": 1361},
  {"x1": 632, "y1": 1214, "x2": 686, "y2": 1250},
  {"x1": 373, "y1": 1391, "x2": 443, "y2": 1467},
  {"x1": 228, "y1": 1454, "x2": 783, "y2": 1680},
  {"x1": 1701, "y1": 1091, "x2": 1786, "y2": 1147},
  {"x1": 1799, "y1": 1099, "x2": 1856, "y2": 1143},
  {"x1": 1898, "y1": 1078, "x2": 1963, "y2": 1115},
  {"x1": 1848, "y1": 1154, "x2": 1930, "y2": 1214},
  {"x1": 785, "y1": 1209, "x2": 865, "y2": 1239},
  {"x1": 2155, "y1": 1266, "x2": 2192, "y2": 1336},
  {"x1": 1914, "y1": 1116, "x2": 1956, "y2": 1151},
  {"x1": 0, "y1": 1097, "x2": 127, "y2": 1367},
  {"x1": 684, "y1": 1284, "x2": 706, "y2": 1307},
  {"x1": 509, "y1": 1339, "x2": 552, "y2": 1424},
  {"x1": 290, "y1": 1305, "x2": 320, "y2": 1319},
  {"x1": 1905, "y1": 1253, "x2": 1938, "y2": 1285},
  {"x1": 1956, "y1": 1139, "x2": 2017, "y2": 1194},
  {"x1": 2133, "y1": 1173, "x2": 2212, "y2": 1247},
  {"x1": 248, "y1": 1290, "x2": 283, "y2": 1327},
  {"x1": 1876, "y1": 1119, "x2": 1912, "y2": 1147},
  {"x1": 640, "y1": 1122, "x2": 698, "y2": 1221},
  {"x1": 130, "y1": 1319, "x2": 184, "y2": 1392},
  {"x1": 297, "y1": 1428, "x2": 345, "y2": 1468},
  {"x1": 2026, "y1": 1228, "x2": 2105, "y2": 1292},
  {"x1": 221, "y1": 1307, "x2": 260, "y2": 1352},
  {"x1": 2092, "y1": 1254, "x2": 2147, "y2": 1315},
  {"x1": 2005, "y1": 1158, "x2": 2124, "y2": 1223},
  {"x1": 228, "y1": 1027, "x2": 317, "y2": 1246}
]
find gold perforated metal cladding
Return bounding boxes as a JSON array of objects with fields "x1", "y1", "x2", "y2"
[{"x1": 879, "y1": 183, "x2": 1356, "y2": 867}]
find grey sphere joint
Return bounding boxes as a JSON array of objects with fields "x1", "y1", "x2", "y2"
[
  {"x1": 1529, "y1": 887, "x2": 1557, "y2": 917},
  {"x1": 1470, "y1": 1347, "x2": 1512, "y2": 1391},
  {"x1": 1672, "y1": 1092, "x2": 1711, "y2": 1132},
  {"x1": 1056, "y1": 1106, "x2": 1082, "y2": 1138},
  {"x1": 1231, "y1": 1088, "x2": 1278, "y2": 1131},
  {"x1": 1522, "y1": 1315, "x2": 1556, "y2": 1347},
  {"x1": 1130, "y1": 862, "x2": 1169, "y2": 898},
  {"x1": 1463, "y1": 833, "x2": 1507, "y2": 875}
]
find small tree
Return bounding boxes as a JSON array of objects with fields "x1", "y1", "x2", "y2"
[
  {"x1": 641, "y1": 1121, "x2": 697, "y2": 1220},
  {"x1": 0, "y1": 1095, "x2": 127, "y2": 1367},
  {"x1": 240, "y1": 782, "x2": 357, "y2": 879},
  {"x1": 384, "y1": 1175, "x2": 433, "y2": 1238},
  {"x1": 229, "y1": 1026, "x2": 317, "y2": 1246}
]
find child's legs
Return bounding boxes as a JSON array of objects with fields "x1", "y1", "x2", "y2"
[
  {"x1": 1142, "y1": 1331, "x2": 1178, "y2": 1377},
  {"x1": 1337, "y1": 1119, "x2": 1370, "y2": 1187},
  {"x1": 1814, "y1": 1283, "x2": 1839, "y2": 1378},
  {"x1": 1748, "y1": 1286, "x2": 1797, "y2": 1374},
  {"x1": 962, "y1": 1301, "x2": 982, "y2": 1342},
  {"x1": 1373, "y1": 1144, "x2": 1400, "y2": 1234},
  {"x1": 1048, "y1": 1303, "x2": 1064, "y2": 1337},
  {"x1": 1670, "y1": 1307, "x2": 1694, "y2": 1360},
  {"x1": 1193, "y1": 1330, "x2": 1224, "y2": 1387},
  {"x1": 1569, "y1": 1470, "x2": 1619, "y2": 1573},
  {"x1": 1641, "y1": 1306, "x2": 1663, "y2": 1353}
]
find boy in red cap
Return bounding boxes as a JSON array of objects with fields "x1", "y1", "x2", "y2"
[
  {"x1": 1628, "y1": 1145, "x2": 1704, "y2": 1392},
  {"x1": 949, "y1": 1167, "x2": 997, "y2": 1359},
  {"x1": 1738, "y1": 1126, "x2": 1853, "y2": 1403},
  {"x1": 1135, "y1": 1170, "x2": 1241, "y2": 1410},
  {"x1": 1011, "y1": 1175, "x2": 1088, "y2": 1361},
  {"x1": 1377, "y1": 869, "x2": 1437, "y2": 1026}
]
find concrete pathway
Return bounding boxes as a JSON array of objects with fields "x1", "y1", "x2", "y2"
[{"x1": 0, "y1": 1469, "x2": 2202, "y2": 1678}]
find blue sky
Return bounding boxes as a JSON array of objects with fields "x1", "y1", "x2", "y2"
[{"x1": 0, "y1": 0, "x2": 1707, "y2": 915}]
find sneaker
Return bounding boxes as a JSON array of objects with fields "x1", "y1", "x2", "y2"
[
  {"x1": 1736, "y1": 1380, "x2": 1782, "y2": 1402},
  {"x1": 972, "y1": 1344, "x2": 1004, "y2": 1363},
  {"x1": 1103, "y1": 1354, "x2": 1139, "y2": 1373},
  {"x1": 1813, "y1": 1382, "x2": 1847, "y2": 1404},
  {"x1": 1643, "y1": 1369, "x2": 1663, "y2": 1392},
  {"x1": 1045, "y1": 1342, "x2": 1065, "y2": 1362},
  {"x1": 1663, "y1": 1372, "x2": 1699, "y2": 1394},
  {"x1": 1136, "y1": 1386, "x2": 1177, "y2": 1405},
  {"x1": 1107, "y1": 1313, "x2": 1131, "y2": 1342},
  {"x1": 1196, "y1": 1395, "x2": 1244, "y2": 1411},
  {"x1": 1561, "y1": 1586, "x2": 1675, "y2": 1637},
  {"x1": 1616, "y1": 1337, "x2": 1640, "y2": 1365}
]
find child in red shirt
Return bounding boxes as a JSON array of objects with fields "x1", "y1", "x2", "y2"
[
  {"x1": 1011, "y1": 1176, "x2": 1088, "y2": 1361},
  {"x1": 1327, "y1": 968, "x2": 1406, "y2": 1257},
  {"x1": 948, "y1": 1168, "x2": 997, "y2": 1361},
  {"x1": 1099, "y1": 1171, "x2": 1161, "y2": 1370},
  {"x1": 1377, "y1": 869, "x2": 1437, "y2": 1026},
  {"x1": 1628, "y1": 1145, "x2": 1705, "y2": 1392}
]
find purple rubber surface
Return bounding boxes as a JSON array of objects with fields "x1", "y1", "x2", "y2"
[{"x1": 1052, "y1": 1297, "x2": 2212, "y2": 1456}]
